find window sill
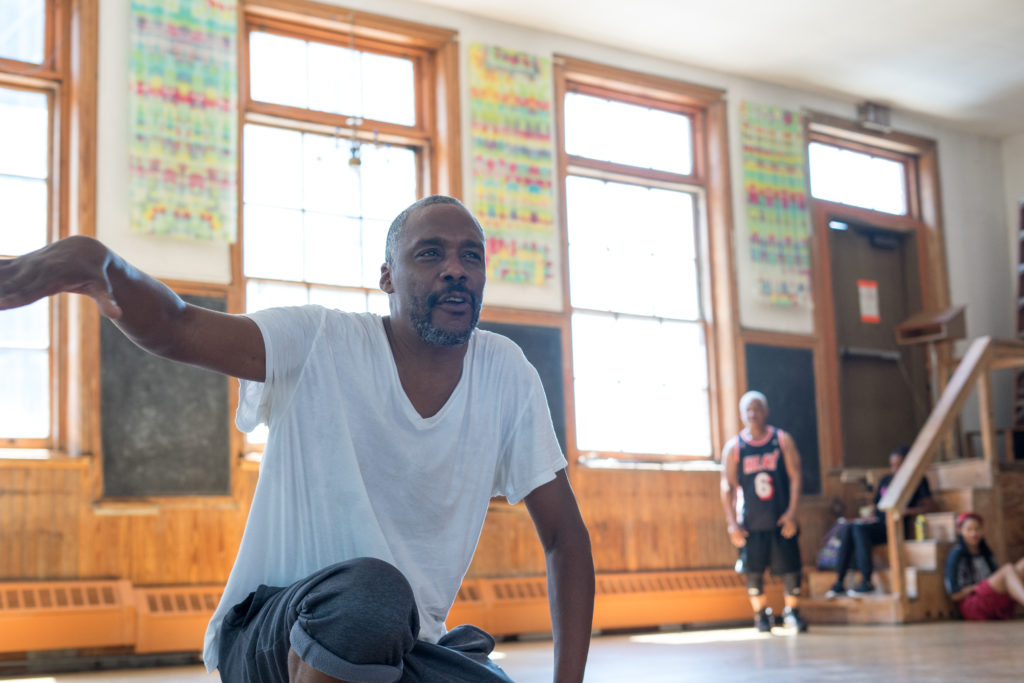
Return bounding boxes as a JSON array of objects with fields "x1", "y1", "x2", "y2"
[
  {"x1": 0, "y1": 450, "x2": 92, "y2": 469},
  {"x1": 575, "y1": 454, "x2": 720, "y2": 472}
]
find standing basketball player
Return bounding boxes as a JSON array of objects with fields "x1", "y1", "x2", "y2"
[{"x1": 720, "y1": 390, "x2": 808, "y2": 632}]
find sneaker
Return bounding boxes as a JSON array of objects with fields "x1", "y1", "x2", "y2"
[
  {"x1": 755, "y1": 607, "x2": 773, "y2": 633},
  {"x1": 824, "y1": 582, "x2": 844, "y2": 600},
  {"x1": 783, "y1": 607, "x2": 809, "y2": 632},
  {"x1": 847, "y1": 581, "x2": 877, "y2": 596}
]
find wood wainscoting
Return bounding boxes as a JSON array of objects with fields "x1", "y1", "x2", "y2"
[{"x1": 0, "y1": 457, "x2": 832, "y2": 657}]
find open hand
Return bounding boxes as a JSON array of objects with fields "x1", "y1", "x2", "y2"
[{"x1": 0, "y1": 236, "x2": 122, "y2": 318}]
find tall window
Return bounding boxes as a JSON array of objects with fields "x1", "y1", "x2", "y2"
[
  {"x1": 240, "y1": 5, "x2": 457, "y2": 444},
  {"x1": 559, "y1": 64, "x2": 721, "y2": 460},
  {"x1": 0, "y1": 1, "x2": 58, "y2": 445},
  {"x1": 243, "y1": 28, "x2": 422, "y2": 316}
]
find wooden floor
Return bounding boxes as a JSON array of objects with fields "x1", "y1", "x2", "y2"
[{"x1": 3, "y1": 621, "x2": 1022, "y2": 682}]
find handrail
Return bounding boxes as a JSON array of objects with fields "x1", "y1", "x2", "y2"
[
  {"x1": 875, "y1": 335, "x2": 1024, "y2": 617},
  {"x1": 878, "y1": 337, "x2": 991, "y2": 513}
]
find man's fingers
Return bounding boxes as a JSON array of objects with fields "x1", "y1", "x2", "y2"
[
  {"x1": 93, "y1": 293, "x2": 123, "y2": 319},
  {"x1": 83, "y1": 282, "x2": 122, "y2": 319}
]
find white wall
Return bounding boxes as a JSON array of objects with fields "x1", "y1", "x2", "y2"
[
  {"x1": 97, "y1": 0, "x2": 233, "y2": 283},
  {"x1": 96, "y1": 0, "x2": 1016, "y2": 423},
  {"x1": 1003, "y1": 132, "x2": 1024, "y2": 282}
]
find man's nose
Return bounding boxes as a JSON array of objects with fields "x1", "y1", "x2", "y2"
[{"x1": 441, "y1": 254, "x2": 467, "y2": 281}]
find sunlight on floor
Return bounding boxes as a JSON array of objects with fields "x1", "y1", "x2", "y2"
[{"x1": 629, "y1": 627, "x2": 776, "y2": 645}]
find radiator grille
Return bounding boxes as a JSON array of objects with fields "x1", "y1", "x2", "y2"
[
  {"x1": 0, "y1": 580, "x2": 135, "y2": 653},
  {"x1": 136, "y1": 586, "x2": 222, "y2": 615},
  {"x1": 0, "y1": 581, "x2": 125, "y2": 611}
]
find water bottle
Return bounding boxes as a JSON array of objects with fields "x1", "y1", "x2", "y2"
[{"x1": 914, "y1": 514, "x2": 927, "y2": 541}]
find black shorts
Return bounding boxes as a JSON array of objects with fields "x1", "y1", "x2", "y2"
[{"x1": 736, "y1": 527, "x2": 802, "y2": 576}]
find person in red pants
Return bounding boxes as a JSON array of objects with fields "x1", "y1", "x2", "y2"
[{"x1": 946, "y1": 512, "x2": 1024, "y2": 620}]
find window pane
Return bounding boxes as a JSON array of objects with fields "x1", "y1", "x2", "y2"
[
  {"x1": 0, "y1": 176, "x2": 48, "y2": 255},
  {"x1": 304, "y1": 213, "x2": 362, "y2": 286},
  {"x1": 248, "y1": 31, "x2": 415, "y2": 126},
  {"x1": 808, "y1": 142, "x2": 907, "y2": 215},
  {"x1": 246, "y1": 280, "x2": 308, "y2": 313},
  {"x1": 243, "y1": 204, "x2": 304, "y2": 281},
  {"x1": 367, "y1": 290, "x2": 389, "y2": 315},
  {"x1": 0, "y1": 349, "x2": 49, "y2": 438},
  {"x1": 303, "y1": 133, "x2": 361, "y2": 216},
  {"x1": 0, "y1": 87, "x2": 49, "y2": 179},
  {"x1": 566, "y1": 176, "x2": 700, "y2": 319},
  {"x1": 244, "y1": 124, "x2": 303, "y2": 209},
  {"x1": 309, "y1": 287, "x2": 367, "y2": 312},
  {"x1": 0, "y1": 0, "x2": 45, "y2": 64},
  {"x1": 359, "y1": 219, "x2": 389, "y2": 289},
  {"x1": 307, "y1": 42, "x2": 360, "y2": 116},
  {"x1": 0, "y1": 298, "x2": 49, "y2": 348},
  {"x1": 249, "y1": 32, "x2": 308, "y2": 109},
  {"x1": 564, "y1": 92, "x2": 692, "y2": 174},
  {"x1": 572, "y1": 312, "x2": 710, "y2": 455},
  {"x1": 361, "y1": 52, "x2": 415, "y2": 126},
  {"x1": 360, "y1": 145, "x2": 418, "y2": 222}
]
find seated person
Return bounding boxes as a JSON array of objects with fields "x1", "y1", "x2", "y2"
[
  {"x1": 826, "y1": 446, "x2": 935, "y2": 597},
  {"x1": 945, "y1": 512, "x2": 1024, "y2": 620}
]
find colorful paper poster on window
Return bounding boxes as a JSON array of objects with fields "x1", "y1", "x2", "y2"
[
  {"x1": 129, "y1": 0, "x2": 238, "y2": 243},
  {"x1": 468, "y1": 43, "x2": 560, "y2": 310},
  {"x1": 741, "y1": 102, "x2": 812, "y2": 308}
]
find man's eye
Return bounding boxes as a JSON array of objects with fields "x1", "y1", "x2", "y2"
[{"x1": 464, "y1": 251, "x2": 482, "y2": 261}]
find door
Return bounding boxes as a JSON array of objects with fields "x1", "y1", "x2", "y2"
[{"x1": 830, "y1": 220, "x2": 930, "y2": 468}]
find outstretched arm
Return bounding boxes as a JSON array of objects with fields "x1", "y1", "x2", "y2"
[
  {"x1": 0, "y1": 236, "x2": 265, "y2": 380},
  {"x1": 524, "y1": 468, "x2": 594, "y2": 683}
]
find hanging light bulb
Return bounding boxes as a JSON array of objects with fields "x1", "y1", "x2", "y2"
[{"x1": 346, "y1": 116, "x2": 362, "y2": 167}]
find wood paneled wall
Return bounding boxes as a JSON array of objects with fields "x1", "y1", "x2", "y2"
[
  {"x1": 1, "y1": 457, "x2": 835, "y2": 586},
  {"x1": 0, "y1": 460, "x2": 258, "y2": 584}
]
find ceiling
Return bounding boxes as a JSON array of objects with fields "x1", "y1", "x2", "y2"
[{"x1": 406, "y1": 0, "x2": 1024, "y2": 138}]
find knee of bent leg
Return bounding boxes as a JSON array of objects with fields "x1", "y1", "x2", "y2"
[{"x1": 294, "y1": 557, "x2": 418, "y2": 664}]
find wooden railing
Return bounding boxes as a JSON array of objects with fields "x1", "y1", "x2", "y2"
[{"x1": 877, "y1": 336, "x2": 1024, "y2": 618}]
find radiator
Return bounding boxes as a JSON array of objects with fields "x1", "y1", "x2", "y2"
[{"x1": 0, "y1": 580, "x2": 134, "y2": 652}]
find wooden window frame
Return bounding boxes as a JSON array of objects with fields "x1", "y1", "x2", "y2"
[
  {"x1": 553, "y1": 56, "x2": 739, "y2": 467},
  {"x1": 1, "y1": 0, "x2": 98, "y2": 457}
]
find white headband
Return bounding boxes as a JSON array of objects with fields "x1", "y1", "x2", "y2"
[{"x1": 739, "y1": 390, "x2": 768, "y2": 414}]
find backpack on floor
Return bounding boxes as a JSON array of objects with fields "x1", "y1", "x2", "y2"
[{"x1": 816, "y1": 518, "x2": 849, "y2": 570}]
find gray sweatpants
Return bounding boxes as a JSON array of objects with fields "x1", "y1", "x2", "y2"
[{"x1": 217, "y1": 557, "x2": 514, "y2": 682}]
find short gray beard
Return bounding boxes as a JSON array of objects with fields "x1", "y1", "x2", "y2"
[{"x1": 409, "y1": 292, "x2": 480, "y2": 347}]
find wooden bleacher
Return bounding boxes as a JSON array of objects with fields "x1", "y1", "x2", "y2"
[{"x1": 802, "y1": 336, "x2": 1024, "y2": 624}]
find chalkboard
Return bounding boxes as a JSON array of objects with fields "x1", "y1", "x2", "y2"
[
  {"x1": 477, "y1": 321, "x2": 566, "y2": 454},
  {"x1": 744, "y1": 344, "x2": 822, "y2": 495},
  {"x1": 100, "y1": 294, "x2": 230, "y2": 497}
]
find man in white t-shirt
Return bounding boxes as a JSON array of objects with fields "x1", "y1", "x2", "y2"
[{"x1": 0, "y1": 196, "x2": 595, "y2": 682}]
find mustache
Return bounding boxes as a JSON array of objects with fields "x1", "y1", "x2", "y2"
[{"x1": 427, "y1": 284, "x2": 476, "y2": 309}]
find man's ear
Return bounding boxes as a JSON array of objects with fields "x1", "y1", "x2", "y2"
[{"x1": 380, "y1": 262, "x2": 394, "y2": 294}]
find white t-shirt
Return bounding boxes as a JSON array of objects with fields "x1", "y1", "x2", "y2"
[{"x1": 203, "y1": 307, "x2": 566, "y2": 672}]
